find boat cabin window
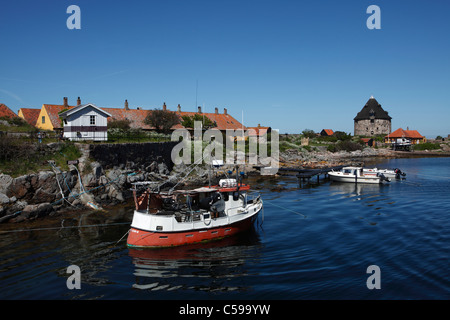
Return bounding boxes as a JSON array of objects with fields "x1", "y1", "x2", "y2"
[
  {"x1": 233, "y1": 191, "x2": 239, "y2": 201},
  {"x1": 344, "y1": 169, "x2": 353, "y2": 174}
]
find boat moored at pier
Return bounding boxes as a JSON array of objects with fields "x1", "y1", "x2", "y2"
[{"x1": 328, "y1": 166, "x2": 391, "y2": 184}]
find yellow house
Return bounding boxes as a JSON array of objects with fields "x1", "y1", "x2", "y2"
[{"x1": 35, "y1": 97, "x2": 77, "y2": 131}]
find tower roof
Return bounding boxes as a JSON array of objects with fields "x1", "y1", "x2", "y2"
[{"x1": 354, "y1": 96, "x2": 392, "y2": 121}]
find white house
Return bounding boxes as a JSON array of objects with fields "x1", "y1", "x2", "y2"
[{"x1": 59, "y1": 103, "x2": 111, "y2": 141}]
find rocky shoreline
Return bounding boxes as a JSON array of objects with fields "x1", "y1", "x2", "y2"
[
  {"x1": 279, "y1": 146, "x2": 450, "y2": 169},
  {"x1": 1, "y1": 143, "x2": 449, "y2": 225}
]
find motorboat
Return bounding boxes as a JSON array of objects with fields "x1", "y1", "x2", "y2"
[{"x1": 328, "y1": 166, "x2": 391, "y2": 184}]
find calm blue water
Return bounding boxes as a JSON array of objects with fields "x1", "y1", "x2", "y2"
[{"x1": 0, "y1": 157, "x2": 449, "y2": 300}]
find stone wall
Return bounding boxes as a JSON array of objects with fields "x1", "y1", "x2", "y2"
[
  {"x1": 88, "y1": 141, "x2": 178, "y2": 171},
  {"x1": 354, "y1": 119, "x2": 391, "y2": 136}
]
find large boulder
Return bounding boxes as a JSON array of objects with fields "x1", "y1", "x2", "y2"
[
  {"x1": 12, "y1": 203, "x2": 54, "y2": 222},
  {"x1": 0, "y1": 174, "x2": 13, "y2": 194}
]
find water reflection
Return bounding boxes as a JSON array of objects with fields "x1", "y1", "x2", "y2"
[
  {"x1": 129, "y1": 227, "x2": 262, "y2": 293},
  {"x1": 328, "y1": 181, "x2": 387, "y2": 197}
]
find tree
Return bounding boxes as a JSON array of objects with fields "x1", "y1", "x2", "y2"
[
  {"x1": 144, "y1": 109, "x2": 181, "y2": 133},
  {"x1": 181, "y1": 114, "x2": 217, "y2": 130},
  {"x1": 301, "y1": 129, "x2": 316, "y2": 139},
  {"x1": 108, "y1": 119, "x2": 131, "y2": 130},
  {"x1": 334, "y1": 131, "x2": 352, "y2": 141}
]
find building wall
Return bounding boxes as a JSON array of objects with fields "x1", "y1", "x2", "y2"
[
  {"x1": 63, "y1": 106, "x2": 109, "y2": 141},
  {"x1": 35, "y1": 106, "x2": 54, "y2": 131},
  {"x1": 66, "y1": 106, "x2": 108, "y2": 127},
  {"x1": 354, "y1": 119, "x2": 391, "y2": 136}
]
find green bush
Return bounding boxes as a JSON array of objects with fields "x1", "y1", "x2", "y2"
[
  {"x1": 413, "y1": 142, "x2": 441, "y2": 151},
  {"x1": 327, "y1": 140, "x2": 363, "y2": 153}
]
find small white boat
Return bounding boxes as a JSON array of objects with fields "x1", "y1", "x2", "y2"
[
  {"x1": 328, "y1": 166, "x2": 390, "y2": 184},
  {"x1": 363, "y1": 167, "x2": 406, "y2": 179}
]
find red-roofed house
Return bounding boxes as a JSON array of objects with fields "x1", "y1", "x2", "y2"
[
  {"x1": 0, "y1": 103, "x2": 19, "y2": 119},
  {"x1": 35, "y1": 97, "x2": 78, "y2": 131},
  {"x1": 104, "y1": 102, "x2": 245, "y2": 133},
  {"x1": 36, "y1": 98, "x2": 246, "y2": 136},
  {"x1": 18, "y1": 108, "x2": 41, "y2": 126},
  {"x1": 385, "y1": 128, "x2": 425, "y2": 144},
  {"x1": 320, "y1": 129, "x2": 334, "y2": 136}
]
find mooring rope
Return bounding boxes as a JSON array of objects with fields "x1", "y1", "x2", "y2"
[{"x1": 0, "y1": 221, "x2": 130, "y2": 234}]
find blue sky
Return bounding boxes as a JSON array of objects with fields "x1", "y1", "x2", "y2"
[{"x1": 1, "y1": 0, "x2": 449, "y2": 137}]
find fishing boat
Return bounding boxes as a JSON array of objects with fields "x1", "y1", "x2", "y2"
[
  {"x1": 126, "y1": 176, "x2": 263, "y2": 249},
  {"x1": 363, "y1": 167, "x2": 406, "y2": 179},
  {"x1": 328, "y1": 166, "x2": 391, "y2": 184}
]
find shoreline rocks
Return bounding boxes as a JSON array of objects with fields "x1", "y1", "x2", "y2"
[{"x1": 1, "y1": 142, "x2": 449, "y2": 224}]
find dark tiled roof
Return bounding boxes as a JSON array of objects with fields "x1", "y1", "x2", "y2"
[{"x1": 354, "y1": 97, "x2": 392, "y2": 121}]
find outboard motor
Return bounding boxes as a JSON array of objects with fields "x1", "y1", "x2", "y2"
[
  {"x1": 394, "y1": 168, "x2": 406, "y2": 179},
  {"x1": 378, "y1": 173, "x2": 391, "y2": 182}
]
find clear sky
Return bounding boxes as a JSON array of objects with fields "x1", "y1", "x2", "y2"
[{"x1": 1, "y1": 0, "x2": 449, "y2": 138}]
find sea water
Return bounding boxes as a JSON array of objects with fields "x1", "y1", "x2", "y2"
[{"x1": 0, "y1": 157, "x2": 449, "y2": 300}]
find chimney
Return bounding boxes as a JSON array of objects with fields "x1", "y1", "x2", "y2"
[
  {"x1": 163, "y1": 102, "x2": 167, "y2": 111},
  {"x1": 177, "y1": 104, "x2": 181, "y2": 112},
  {"x1": 224, "y1": 108, "x2": 227, "y2": 115},
  {"x1": 77, "y1": 97, "x2": 81, "y2": 106},
  {"x1": 258, "y1": 123, "x2": 261, "y2": 128},
  {"x1": 198, "y1": 106, "x2": 202, "y2": 113},
  {"x1": 215, "y1": 107, "x2": 218, "y2": 114},
  {"x1": 124, "y1": 99, "x2": 129, "y2": 110},
  {"x1": 63, "y1": 97, "x2": 68, "y2": 108}
]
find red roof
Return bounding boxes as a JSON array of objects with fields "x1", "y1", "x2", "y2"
[
  {"x1": 321, "y1": 129, "x2": 334, "y2": 136},
  {"x1": 0, "y1": 104, "x2": 19, "y2": 119},
  {"x1": 247, "y1": 125, "x2": 271, "y2": 136},
  {"x1": 103, "y1": 108, "x2": 152, "y2": 130},
  {"x1": 42, "y1": 102, "x2": 245, "y2": 132},
  {"x1": 103, "y1": 107, "x2": 245, "y2": 131},
  {"x1": 43, "y1": 104, "x2": 76, "y2": 129},
  {"x1": 19, "y1": 108, "x2": 41, "y2": 126},
  {"x1": 386, "y1": 128, "x2": 423, "y2": 139},
  {"x1": 175, "y1": 110, "x2": 244, "y2": 131}
]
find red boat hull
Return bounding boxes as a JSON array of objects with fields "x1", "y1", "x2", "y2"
[{"x1": 127, "y1": 215, "x2": 257, "y2": 248}]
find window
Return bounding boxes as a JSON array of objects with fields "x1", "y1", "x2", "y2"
[
  {"x1": 90, "y1": 115, "x2": 96, "y2": 125},
  {"x1": 42, "y1": 116, "x2": 45, "y2": 124}
]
